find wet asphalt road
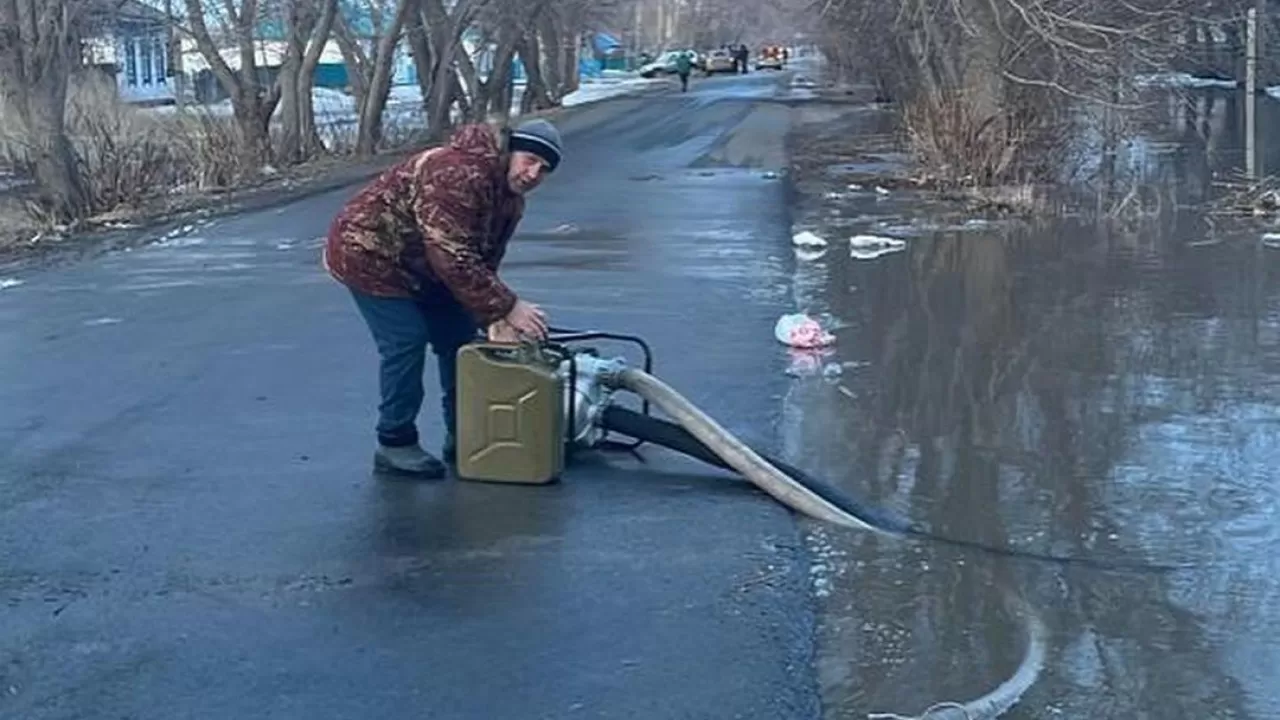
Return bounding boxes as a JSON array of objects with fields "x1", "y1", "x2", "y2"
[{"x1": 0, "y1": 71, "x2": 820, "y2": 719}]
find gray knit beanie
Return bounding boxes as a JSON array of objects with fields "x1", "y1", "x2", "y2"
[{"x1": 509, "y1": 118, "x2": 563, "y2": 172}]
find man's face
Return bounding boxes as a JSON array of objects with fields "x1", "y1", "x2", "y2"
[{"x1": 508, "y1": 150, "x2": 551, "y2": 195}]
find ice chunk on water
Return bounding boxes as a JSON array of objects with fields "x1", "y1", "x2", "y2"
[
  {"x1": 792, "y1": 230, "x2": 828, "y2": 248},
  {"x1": 849, "y1": 234, "x2": 907, "y2": 260},
  {"x1": 794, "y1": 246, "x2": 827, "y2": 262}
]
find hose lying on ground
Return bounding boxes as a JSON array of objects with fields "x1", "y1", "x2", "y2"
[
  {"x1": 603, "y1": 370, "x2": 1188, "y2": 575},
  {"x1": 604, "y1": 367, "x2": 1049, "y2": 720},
  {"x1": 608, "y1": 368, "x2": 889, "y2": 534},
  {"x1": 866, "y1": 592, "x2": 1048, "y2": 720}
]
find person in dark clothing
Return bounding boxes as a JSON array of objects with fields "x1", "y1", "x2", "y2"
[
  {"x1": 675, "y1": 51, "x2": 693, "y2": 92},
  {"x1": 324, "y1": 119, "x2": 563, "y2": 477}
]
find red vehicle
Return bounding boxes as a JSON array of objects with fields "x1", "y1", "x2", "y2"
[{"x1": 756, "y1": 45, "x2": 786, "y2": 71}]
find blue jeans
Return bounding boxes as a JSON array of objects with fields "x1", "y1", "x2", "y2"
[{"x1": 350, "y1": 288, "x2": 479, "y2": 448}]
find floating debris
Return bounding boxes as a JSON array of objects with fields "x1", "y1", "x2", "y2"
[
  {"x1": 849, "y1": 234, "x2": 907, "y2": 260},
  {"x1": 792, "y1": 230, "x2": 829, "y2": 248},
  {"x1": 84, "y1": 317, "x2": 123, "y2": 326},
  {"x1": 786, "y1": 350, "x2": 838, "y2": 378},
  {"x1": 794, "y1": 246, "x2": 827, "y2": 262},
  {"x1": 156, "y1": 236, "x2": 205, "y2": 248},
  {"x1": 0, "y1": 278, "x2": 23, "y2": 290},
  {"x1": 775, "y1": 313, "x2": 836, "y2": 348}
]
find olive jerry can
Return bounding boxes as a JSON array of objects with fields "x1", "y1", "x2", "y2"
[{"x1": 455, "y1": 342, "x2": 565, "y2": 484}]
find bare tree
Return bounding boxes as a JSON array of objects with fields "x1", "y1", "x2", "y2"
[
  {"x1": 624, "y1": 0, "x2": 793, "y2": 51},
  {"x1": 420, "y1": 0, "x2": 486, "y2": 138},
  {"x1": 815, "y1": 0, "x2": 1255, "y2": 187},
  {"x1": 332, "y1": 0, "x2": 418, "y2": 156},
  {"x1": 178, "y1": 0, "x2": 281, "y2": 169},
  {"x1": 0, "y1": 0, "x2": 115, "y2": 221},
  {"x1": 275, "y1": 0, "x2": 339, "y2": 164}
]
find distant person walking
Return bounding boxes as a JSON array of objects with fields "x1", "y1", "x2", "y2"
[{"x1": 675, "y1": 51, "x2": 693, "y2": 92}]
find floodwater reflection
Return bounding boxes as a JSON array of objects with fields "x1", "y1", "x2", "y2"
[{"x1": 783, "y1": 184, "x2": 1280, "y2": 716}]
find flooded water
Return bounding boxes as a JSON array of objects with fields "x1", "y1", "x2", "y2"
[{"x1": 782, "y1": 91, "x2": 1280, "y2": 718}]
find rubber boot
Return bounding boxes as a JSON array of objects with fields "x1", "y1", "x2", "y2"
[{"x1": 374, "y1": 443, "x2": 446, "y2": 478}]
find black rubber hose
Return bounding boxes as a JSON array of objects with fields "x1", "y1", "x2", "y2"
[{"x1": 600, "y1": 405, "x2": 1187, "y2": 574}]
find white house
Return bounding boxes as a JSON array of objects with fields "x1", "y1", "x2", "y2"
[{"x1": 81, "y1": 0, "x2": 176, "y2": 105}]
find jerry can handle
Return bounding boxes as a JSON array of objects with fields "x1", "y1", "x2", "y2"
[{"x1": 461, "y1": 340, "x2": 567, "y2": 367}]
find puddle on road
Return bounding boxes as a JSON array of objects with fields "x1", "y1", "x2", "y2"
[{"x1": 781, "y1": 137, "x2": 1280, "y2": 717}]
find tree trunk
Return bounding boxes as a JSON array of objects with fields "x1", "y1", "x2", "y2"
[
  {"x1": 29, "y1": 68, "x2": 90, "y2": 221},
  {"x1": 423, "y1": 0, "x2": 473, "y2": 139},
  {"x1": 355, "y1": 0, "x2": 417, "y2": 156},
  {"x1": 456, "y1": 35, "x2": 485, "y2": 120},
  {"x1": 277, "y1": 4, "x2": 309, "y2": 165},
  {"x1": 538, "y1": 13, "x2": 564, "y2": 102},
  {"x1": 487, "y1": 36, "x2": 519, "y2": 121},
  {"x1": 183, "y1": 0, "x2": 279, "y2": 170},
  {"x1": 0, "y1": 0, "x2": 90, "y2": 221},
  {"x1": 518, "y1": 33, "x2": 552, "y2": 114},
  {"x1": 333, "y1": 15, "x2": 371, "y2": 114},
  {"x1": 299, "y1": 0, "x2": 339, "y2": 156},
  {"x1": 561, "y1": 29, "x2": 581, "y2": 96},
  {"x1": 407, "y1": 7, "x2": 435, "y2": 118}
]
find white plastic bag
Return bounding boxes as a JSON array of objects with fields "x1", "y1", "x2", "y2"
[{"x1": 774, "y1": 313, "x2": 836, "y2": 348}]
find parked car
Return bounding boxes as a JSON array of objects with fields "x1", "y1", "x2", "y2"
[
  {"x1": 704, "y1": 49, "x2": 737, "y2": 75},
  {"x1": 755, "y1": 45, "x2": 785, "y2": 71},
  {"x1": 638, "y1": 50, "x2": 702, "y2": 77}
]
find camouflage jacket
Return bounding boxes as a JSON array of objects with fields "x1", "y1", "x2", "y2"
[{"x1": 323, "y1": 124, "x2": 524, "y2": 325}]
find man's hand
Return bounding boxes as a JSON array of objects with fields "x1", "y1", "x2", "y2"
[
  {"x1": 487, "y1": 320, "x2": 522, "y2": 343},
  {"x1": 504, "y1": 299, "x2": 548, "y2": 340}
]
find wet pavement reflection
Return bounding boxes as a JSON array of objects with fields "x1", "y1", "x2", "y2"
[{"x1": 786, "y1": 93, "x2": 1280, "y2": 718}]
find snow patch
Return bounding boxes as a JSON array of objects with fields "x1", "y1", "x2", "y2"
[
  {"x1": 1135, "y1": 72, "x2": 1237, "y2": 90},
  {"x1": 561, "y1": 76, "x2": 665, "y2": 107}
]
